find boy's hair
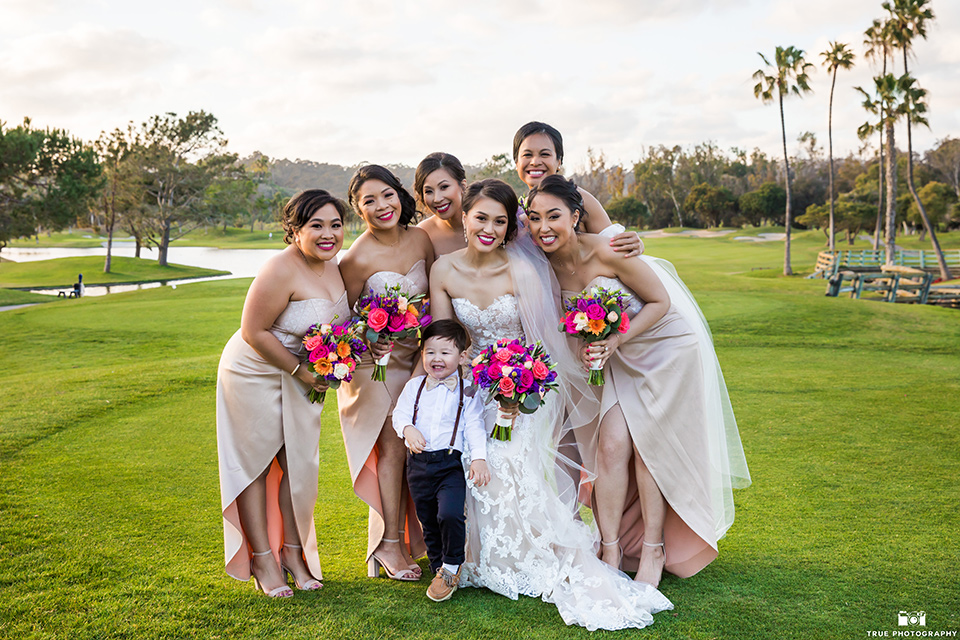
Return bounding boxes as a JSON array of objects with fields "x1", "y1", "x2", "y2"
[{"x1": 420, "y1": 319, "x2": 469, "y2": 353}]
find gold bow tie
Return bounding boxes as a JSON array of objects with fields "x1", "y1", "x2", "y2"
[{"x1": 425, "y1": 376, "x2": 459, "y2": 391}]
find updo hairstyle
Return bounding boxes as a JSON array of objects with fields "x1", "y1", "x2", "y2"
[
  {"x1": 347, "y1": 164, "x2": 418, "y2": 228},
  {"x1": 413, "y1": 152, "x2": 466, "y2": 204},
  {"x1": 461, "y1": 178, "x2": 519, "y2": 243},
  {"x1": 527, "y1": 174, "x2": 587, "y2": 232},
  {"x1": 281, "y1": 189, "x2": 348, "y2": 244}
]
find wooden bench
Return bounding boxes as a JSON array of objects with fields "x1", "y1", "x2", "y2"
[
  {"x1": 810, "y1": 249, "x2": 959, "y2": 280},
  {"x1": 927, "y1": 285, "x2": 960, "y2": 308},
  {"x1": 881, "y1": 265, "x2": 934, "y2": 304},
  {"x1": 850, "y1": 271, "x2": 896, "y2": 300}
]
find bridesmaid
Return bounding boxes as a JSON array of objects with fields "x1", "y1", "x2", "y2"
[
  {"x1": 526, "y1": 175, "x2": 724, "y2": 588},
  {"x1": 415, "y1": 152, "x2": 468, "y2": 259},
  {"x1": 512, "y1": 121, "x2": 644, "y2": 257},
  {"x1": 216, "y1": 189, "x2": 350, "y2": 597},
  {"x1": 337, "y1": 165, "x2": 435, "y2": 581}
]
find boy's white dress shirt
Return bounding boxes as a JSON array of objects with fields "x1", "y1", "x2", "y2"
[{"x1": 393, "y1": 374, "x2": 487, "y2": 460}]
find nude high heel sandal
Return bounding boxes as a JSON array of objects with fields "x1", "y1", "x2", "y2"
[
  {"x1": 636, "y1": 540, "x2": 666, "y2": 588},
  {"x1": 250, "y1": 550, "x2": 294, "y2": 598},
  {"x1": 368, "y1": 538, "x2": 419, "y2": 581},
  {"x1": 600, "y1": 537, "x2": 623, "y2": 570},
  {"x1": 280, "y1": 543, "x2": 322, "y2": 591},
  {"x1": 397, "y1": 529, "x2": 422, "y2": 577}
]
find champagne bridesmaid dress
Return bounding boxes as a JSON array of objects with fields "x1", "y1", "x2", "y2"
[
  {"x1": 217, "y1": 293, "x2": 350, "y2": 581},
  {"x1": 336, "y1": 259, "x2": 429, "y2": 564}
]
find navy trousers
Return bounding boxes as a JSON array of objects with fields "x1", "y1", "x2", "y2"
[{"x1": 406, "y1": 449, "x2": 467, "y2": 572}]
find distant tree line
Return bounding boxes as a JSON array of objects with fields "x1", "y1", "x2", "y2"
[{"x1": 563, "y1": 136, "x2": 958, "y2": 239}]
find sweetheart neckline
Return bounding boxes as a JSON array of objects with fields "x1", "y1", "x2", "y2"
[
  {"x1": 369, "y1": 258, "x2": 426, "y2": 279},
  {"x1": 561, "y1": 275, "x2": 624, "y2": 295},
  {"x1": 288, "y1": 290, "x2": 348, "y2": 305},
  {"x1": 451, "y1": 293, "x2": 517, "y2": 313}
]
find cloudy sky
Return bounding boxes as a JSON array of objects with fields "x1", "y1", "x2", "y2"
[{"x1": 2, "y1": 0, "x2": 958, "y2": 172}]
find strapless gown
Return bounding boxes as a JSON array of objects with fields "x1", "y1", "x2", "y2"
[
  {"x1": 563, "y1": 276, "x2": 717, "y2": 578},
  {"x1": 336, "y1": 259, "x2": 428, "y2": 563},
  {"x1": 217, "y1": 293, "x2": 350, "y2": 582},
  {"x1": 452, "y1": 293, "x2": 673, "y2": 631}
]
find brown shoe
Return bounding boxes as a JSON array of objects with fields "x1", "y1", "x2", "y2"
[{"x1": 426, "y1": 566, "x2": 461, "y2": 602}]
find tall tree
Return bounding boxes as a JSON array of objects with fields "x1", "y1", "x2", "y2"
[
  {"x1": 632, "y1": 145, "x2": 689, "y2": 227},
  {"x1": 821, "y1": 42, "x2": 856, "y2": 253},
  {"x1": 0, "y1": 118, "x2": 102, "y2": 255},
  {"x1": 883, "y1": 0, "x2": 949, "y2": 279},
  {"x1": 753, "y1": 45, "x2": 814, "y2": 275},
  {"x1": 135, "y1": 111, "x2": 234, "y2": 266},
  {"x1": 864, "y1": 18, "x2": 895, "y2": 250},
  {"x1": 94, "y1": 125, "x2": 141, "y2": 273},
  {"x1": 856, "y1": 73, "x2": 923, "y2": 266},
  {"x1": 925, "y1": 137, "x2": 960, "y2": 198}
]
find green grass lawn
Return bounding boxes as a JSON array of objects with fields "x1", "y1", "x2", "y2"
[
  {"x1": 0, "y1": 236, "x2": 958, "y2": 639},
  {"x1": 0, "y1": 289, "x2": 55, "y2": 307},
  {"x1": 0, "y1": 256, "x2": 228, "y2": 289}
]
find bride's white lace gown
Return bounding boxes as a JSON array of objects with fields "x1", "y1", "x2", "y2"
[{"x1": 451, "y1": 294, "x2": 673, "y2": 631}]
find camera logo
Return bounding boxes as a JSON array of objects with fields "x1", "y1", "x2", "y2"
[{"x1": 898, "y1": 611, "x2": 926, "y2": 627}]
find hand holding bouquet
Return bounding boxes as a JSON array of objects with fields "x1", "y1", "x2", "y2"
[
  {"x1": 559, "y1": 286, "x2": 630, "y2": 385},
  {"x1": 468, "y1": 339, "x2": 559, "y2": 441},
  {"x1": 357, "y1": 284, "x2": 432, "y2": 381},
  {"x1": 301, "y1": 319, "x2": 368, "y2": 403}
]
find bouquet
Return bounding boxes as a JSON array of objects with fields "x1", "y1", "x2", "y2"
[
  {"x1": 468, "y1": 339, "x2": 559, "y2": 441},
  {"x1": 559, "y1": 286, "x2": 630, "y2": 385},
  {"x1": 357, "y1": 284, "x2": 432, "y2": 381},
  {"x1": 301, "y1": 319, "x2": 368, "y2": 403}
]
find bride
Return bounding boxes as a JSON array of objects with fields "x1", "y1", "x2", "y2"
[{"x1": 428, "y1": 178, "x2": 672, "y2": 631}]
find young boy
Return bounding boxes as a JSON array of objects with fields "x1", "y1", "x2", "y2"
[{"x1": 392, "y1": 319, "x2": 490, "y2": 602}]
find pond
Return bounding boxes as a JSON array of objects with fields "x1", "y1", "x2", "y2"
[{"x1": 2, "y1": 244, "x2": 284, "y2": 297}]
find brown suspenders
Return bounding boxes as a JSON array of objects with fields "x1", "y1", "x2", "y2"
[{"x1": 411, "y1": 376, "x2": 465, "y2": 454}]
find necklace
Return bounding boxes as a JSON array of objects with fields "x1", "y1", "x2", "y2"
[
  {"x1": 296, "y1": 245, "x2": 325, "y2": 280},
  {"x1": 556, "y1": 251, "x2": 580, "y2": 276},
  {"x1": 371, "y1": 229, "x2": 401, "y2": 248}
]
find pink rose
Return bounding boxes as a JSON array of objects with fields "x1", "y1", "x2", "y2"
[
  {"x1": 488, "y1": 361, "x2": 503, "y2": 379},
  {"x1": 495, "y1": 348, "x2": 512, "y2": 363},
  {"x1": 304, "y1": 335, "x2": 323, "y2": 351},
  {"x1": 367, "y1": 307, "x2": 389, "y2": 332},
  {"x1": 618, "y1": 313, "x2": 630, "y2": 334},
  {"x1": 498, "y1": 376, "x2": 515, "y2": 397},
  {"x1": 564, "y1": 317, "x2": 579, "y2": 334},
  {"x1": 404, "y1": 310, "x2": 419, "y2": 328},
  {"x1": 472, "y1": 364, "x2": 486, "y2": 380},
  {"x1": 387, "y1": 313, "x2": 406, "y2": 333},
  {"x1": 508, "y1": 342, "x2": 525, "y2": 354},
  {"x1": 519, "y1": 368, "x2": 534, "y2": 391},
  {"x1": 308, "y1": 345, "x2": 330, "y2": 362},
  {"x1": 531, "y1": 360, "x2": 550, "y2": 380},
  {"x1": 586, "y1": 303, "x2": 605, "y2": 320}
]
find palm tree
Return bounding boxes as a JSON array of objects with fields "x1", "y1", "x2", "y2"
[
  {"x1": 856, "y1": 74, "x2": 925, "y2": 267},
  {"x1": 863, "y1": 18, "x2": 895, "y2": 251},
  {"x1": 883, "y1": 0, "x2": 950, "y2": 279},
  {"x1": 753, "y1": 46, "x2": 814, "y2": 276},
  {"x1": 820, "y1": 42, "x2": 856, "y2": 253}
]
